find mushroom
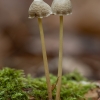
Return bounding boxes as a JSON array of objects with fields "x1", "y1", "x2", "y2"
[
  {"x1": 29, "y1": 0, "x2": 52, "y2": 18},
  {"x1": 29, "y1": 0, "x2": 52, "y2": 100},
  {"x1": 51, "y1": 0, "x2": 72, "y2": 100}
]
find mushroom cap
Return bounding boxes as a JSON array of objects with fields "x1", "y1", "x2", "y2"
[
  {"x1": 29, "y1": 0, "x2": 52, "y2": 18},
  {"x1": 51, "y1": 0, "x2": 72, "y2": 16}
]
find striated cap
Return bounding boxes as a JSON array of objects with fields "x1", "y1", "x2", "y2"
[
  {"x1": 29, "y1": 0, "x2": 52, "y2": 18},
  {"x1": 51, "y1": 0, "x2": 72, "y2": 16}
]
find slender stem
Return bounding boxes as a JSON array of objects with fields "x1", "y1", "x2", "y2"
[
  {"x1": 38, "y1": 18, "x2": 52, "y2": 100},
  {"x1": 56, "y1": 16, "x2": 63, "y2": 100}
]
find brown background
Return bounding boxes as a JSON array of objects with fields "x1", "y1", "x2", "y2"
[{"x1": 0, "y1": 0, "x2": 100, "y2": 80}]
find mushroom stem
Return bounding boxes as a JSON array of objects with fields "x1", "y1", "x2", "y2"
[
  {"x1": 56, "y1": 16, "x2": 63, "y2": 100},
  {"x1": 38, "y1": 18, "x2": 52, "y2": 100}
]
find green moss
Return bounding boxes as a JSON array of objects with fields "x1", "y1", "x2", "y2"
[
  {"x1": 0, "y1": 67, "x2": 96, "y2": 100},
  {"x1": 0, "y1": 68, "x2": 28, "y2": 100}
]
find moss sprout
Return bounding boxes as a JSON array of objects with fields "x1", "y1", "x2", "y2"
[{"x1": 0, "y1": 67, "x2": 96, "y2": 100}]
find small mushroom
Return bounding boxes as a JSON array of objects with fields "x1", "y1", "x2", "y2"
[
  {"x1": 29, "y1": 0, "x2": 52, "y2": 100},
  {"x1": 51, "y1": 0, "x2": 72, "y2": 16},
  {"x1": 29, "y1": 0, "x2": 52, "y2": 18},
  {"x1": 51, "y1": 0, "x2": 72, "y2": 100}
]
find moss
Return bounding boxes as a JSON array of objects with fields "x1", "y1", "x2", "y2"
[
  {"x1": 0, "y1": 67, "x2": 96, "y2": 100},
  {"x1": 0, "y1": 68, "x2": 28, "y2": 100}
]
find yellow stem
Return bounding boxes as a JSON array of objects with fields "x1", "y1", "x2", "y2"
[
  {"x1": 38, "y1": 18, "x2": 52, "y2": 100},
  {"x1": 56, "y1": 16, "x2": 63, "y2": 100}
]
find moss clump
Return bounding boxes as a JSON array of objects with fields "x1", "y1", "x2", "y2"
[
  {"x1": 0, "y1": 67, "x2": 28, "y2": 100},
  {"x1": 0, "y1": 67, "x2": 96, "y2": 100}
]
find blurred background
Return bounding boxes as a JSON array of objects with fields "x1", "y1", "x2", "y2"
[{"x1": 0, "y1": 0, "x2": 100, "y2": 80}]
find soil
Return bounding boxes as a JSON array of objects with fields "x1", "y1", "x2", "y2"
[{"x1": 85, "y1": 88, "x2": 100, "y2": 100}]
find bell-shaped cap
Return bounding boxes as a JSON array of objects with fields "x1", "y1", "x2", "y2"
[
  {"x1": 29, "y1": 0, "x2": 52, "y2": 18},
  {"x1": 51, "y1": 0, "x2": 72, "y2": 16}
]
